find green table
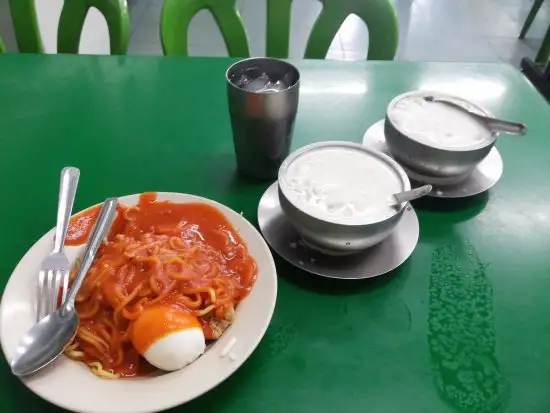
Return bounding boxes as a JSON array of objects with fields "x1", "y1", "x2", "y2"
[{"x1": 1, "y1": 55, "x2": 549, "y2": 413}]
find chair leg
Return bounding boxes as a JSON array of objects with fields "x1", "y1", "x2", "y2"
[
  {"x1": 535, "y1": 23, "x2": 550, "y2": 65},
  {"x1": 521, "y1": 57, "x2": 550, "y2": 100},
  {"x1": 519, "y1": 0, "x2": 545, "y2": 39}
]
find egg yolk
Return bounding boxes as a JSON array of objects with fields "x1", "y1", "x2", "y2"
[{"x1": 131, "y1": 305, "x2": 202, "y2": 356}]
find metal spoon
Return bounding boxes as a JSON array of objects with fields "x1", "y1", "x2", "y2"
[
  {"x1": 391, "y1": 185, "x2": 432, "y2": 207},
  {"x1": 10, "y1": 198, "x2": 118, "y2": 377},
  {"x1": 424, "y1": 95, "x2": 527, "y2": 135}
]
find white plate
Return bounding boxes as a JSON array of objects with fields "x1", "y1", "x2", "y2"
[{"x1": 0, "y1": 192, "x2": 277, "y2": 413}]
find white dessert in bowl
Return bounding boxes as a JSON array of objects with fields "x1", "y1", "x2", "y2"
[
  {"x1": 278, "y1": 141, "x2": 410, "y2": 255},
  {"x1": 389, "y1": 93, "x2": 494, "y2": 150},
  {"x1": 385, "y1": 91, "x2": 497, "y2": 180}
]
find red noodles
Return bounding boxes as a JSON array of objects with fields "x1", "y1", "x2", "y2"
[{"x1": 64, "y1": 193, "x2": 257, "y2": 378}]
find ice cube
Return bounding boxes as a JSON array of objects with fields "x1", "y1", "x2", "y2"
[
  {"x1": 231, "y1": 67, "x2": 261, "y2": 88},
  {"x1": 243, "y1": 73, "x2": 271, "y2": 92},
  {"x1": 231, "y1": 66, "x2": 291, "y2": 93},
  {"x1": 261, "y1": 79, "x2": 288, "y2": 93}
]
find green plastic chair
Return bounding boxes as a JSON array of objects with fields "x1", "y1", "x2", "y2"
[
  {"x1": 161, "y1": 0, "x2": 399, "y2": 60},
  {"x1": 519, "y1": 0, "x2": 550, "y2": 65},
  {"x1": 9, "y1": 0, "x2": 42, "y2": 53},
  {"x1": 161, "y1": 0, "x2": 249, "y2": 57},
  {"x1": 9, "y1": 0, "x2": 130, "y2": 54}
]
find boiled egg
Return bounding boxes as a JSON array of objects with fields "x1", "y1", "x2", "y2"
[{"x1": 131, "y1": 305, "x2": 205, "y2": 371}]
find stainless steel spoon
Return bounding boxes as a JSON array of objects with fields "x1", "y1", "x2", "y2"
[
  {"x1": 10, "y1": 198, "x2": 118, "y2": 377},
  {"x1": 391, "y1": 185, "x2": 432, "y2": 207},
  {"x1": 424, "y1": 95, "x2": 527, "y2": 135}
]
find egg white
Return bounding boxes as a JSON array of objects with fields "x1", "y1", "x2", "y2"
[{"x1": 143, "y1": 328, "x2": 206, "y2": 371}]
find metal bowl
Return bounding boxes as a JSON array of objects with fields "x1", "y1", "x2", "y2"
[
  {"x1": 277, "y1": 141, "x2": 411, "y2": 255},
  {"x1": 384, "y1": 91, "x2": 497, "y2": 179}
]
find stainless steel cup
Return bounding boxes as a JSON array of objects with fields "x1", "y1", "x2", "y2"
[{"x1": 226, "y1": 58, "x2": 300, "y2": 180}]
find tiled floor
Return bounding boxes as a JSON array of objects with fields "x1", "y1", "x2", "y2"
[
  {"x1": 126, "y1": 0, "x2": 550, "y2": 66},
  {"x1": 0, "y1": 0, "x2": 549, "y2": 65}
]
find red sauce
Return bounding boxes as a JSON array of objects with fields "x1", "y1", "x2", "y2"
[
  {"x1": 66, "y1": 192, "x2": 257, "y2": 377},
  {"x1": 65, "y1": 206, "x2": 101, "y2": 246}
]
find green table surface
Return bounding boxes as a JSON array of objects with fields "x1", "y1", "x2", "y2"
[{"x1": 0, "y1": 54, "x2": 549, "y2": 413}]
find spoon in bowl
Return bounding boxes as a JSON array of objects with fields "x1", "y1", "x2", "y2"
[
  {"x1": 391, "y1": 185, "x2": 432, "y2": 207},
  {"x1": 423, "y1": 95, "x2": 527, "y2": 136},
  {"x1": 10, "y1": 198, "x2": 118, "y2": 377}
]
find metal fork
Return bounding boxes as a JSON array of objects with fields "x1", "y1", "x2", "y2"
[{"x1": 36, "y1": 167, "x2": 80, "y2": 321}]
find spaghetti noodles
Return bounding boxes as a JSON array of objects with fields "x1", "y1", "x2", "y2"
[{"x1": 64, "y1": 193, "x2": 258, "y2": 378}]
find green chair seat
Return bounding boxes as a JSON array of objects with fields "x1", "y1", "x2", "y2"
[{"x1": 161, "y1": 0, "x2": 399, "y2": 60}]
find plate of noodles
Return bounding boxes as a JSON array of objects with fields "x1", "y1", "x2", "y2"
[{"x1": 0, "y1": 192, "x2": 277, "y2": 413}]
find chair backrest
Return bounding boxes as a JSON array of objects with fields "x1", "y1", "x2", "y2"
[
  {"x1": 9, "y1": 0, "x2": 130, "y2": 54},
  {"x1": 270, "y1": 0, "x2": 398, "y2": 60},
  {"x1": 9, "y1": 0, "x2": 43, "y2": 53},
  {"x1": 161, "y1": 0, "x2": 249, "y2": 57},
  {"x1": 57, "y1": 0, "x2": 130, "y2": 54},
  {"x1": 161, "y1": 0, "x2": 398, "y2": 60}
]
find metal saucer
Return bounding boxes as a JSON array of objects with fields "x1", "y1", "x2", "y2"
[
  {"x1": 362, "y1": 120, "x2": 504, "y2": 199},
  {"x1": 257, "y1": 182, "x2": 420, "y2": 279}
]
